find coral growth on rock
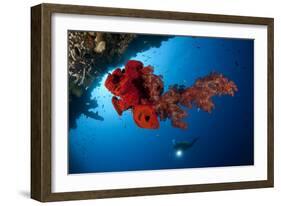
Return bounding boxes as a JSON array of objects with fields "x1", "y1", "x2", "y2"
[
  {"x1": 68, "y1": 31, "x2": 170, "y2": 129},
  {"x1": 68, "y1": 31, "x2": 137, "y2": 98},
  {"x1": 105, "y1": 60, "x2": 238, "y2": 129}
]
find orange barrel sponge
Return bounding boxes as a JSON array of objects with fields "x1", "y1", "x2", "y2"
[{"x1": 133, "y1": 105, "x2": 159, "y2": 129}]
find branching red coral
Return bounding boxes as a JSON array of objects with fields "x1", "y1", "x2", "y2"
[
  {"x1": 180, "y1": 73, "x2": 238, "y2": 112},
  {"x1": 105, "y1": 60, "x2": 238, "y2": 129}
]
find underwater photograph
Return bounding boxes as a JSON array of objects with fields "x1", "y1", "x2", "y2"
[{"x1": 68, "y1": 30, "x2": 254, "y2": 174}]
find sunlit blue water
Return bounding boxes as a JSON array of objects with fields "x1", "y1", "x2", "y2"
[{"x1": 69, "y1": 35, "x2": 254, "y2": 174}]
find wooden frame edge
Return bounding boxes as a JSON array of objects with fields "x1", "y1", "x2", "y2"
[
  {"x1": 42, "y1": 3, "x2": 273, "y2": 25},
  {"x1": 31, "y1": 3, "x2": 53, "y2": 202},
  {"x1": 42, "y1": 180, "x2": 272, "y2": 202},
  {"x1": 31, "y1": 3, "x2": 274, "y2": 202},
  {"x1": 267, "y1": 18, "x2": 274, "y2": 188},
  {"x1": 31, "y1": 4, "x2": 43, "y2": 201}
]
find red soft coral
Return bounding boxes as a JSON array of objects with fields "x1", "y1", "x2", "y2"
[{"x1": 105, "y1": 60, "x2": 238, "y2": 130}]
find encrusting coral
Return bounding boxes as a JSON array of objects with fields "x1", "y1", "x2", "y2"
[
  {"x1": 105, "y1": 60, "x2": 238, "y2": 129},
  {"x1": 68, "y1": 31, "x2": 171, "y2": 129},
  {"x1": 68, "y1": 31, "x2": 137, "y2": 98}
]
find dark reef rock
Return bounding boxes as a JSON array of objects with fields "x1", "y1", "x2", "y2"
[
  {"x1": 69, "y1": 92, "x2": 104, "y2": 129},
  {"x1": 68, "y1": 31, "x2": 171, "y2": 129}
]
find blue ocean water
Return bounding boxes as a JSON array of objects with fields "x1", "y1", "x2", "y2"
[{"x1": 69, "y1": 35, "x2": 254, "y2": 174}]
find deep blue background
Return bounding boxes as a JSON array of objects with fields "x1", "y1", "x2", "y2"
[{"x1": 69, "y1": 35, "x2": 254, "y2": 174}]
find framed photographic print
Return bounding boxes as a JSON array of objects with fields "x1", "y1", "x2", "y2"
[{"x1": 31, "y1": 3, "x2": 274, "y2": 202}]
